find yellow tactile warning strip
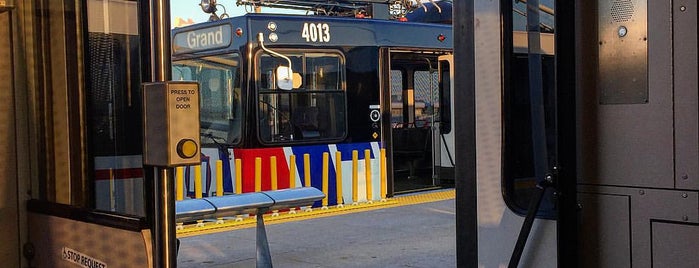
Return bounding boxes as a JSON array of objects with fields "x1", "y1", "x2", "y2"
[{"x1": 176, "y1": 189, "x2": 455, "y2": 238}]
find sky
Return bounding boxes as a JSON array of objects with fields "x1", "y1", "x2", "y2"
[{"x1": 170, "y1": 1, "x2": 304, "y2": 28}]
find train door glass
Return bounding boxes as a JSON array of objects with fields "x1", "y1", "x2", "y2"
[
  {"x1": 413, "y1": 70, "x2": 439, "y2": 127},
  {"x1": 389, "y1": 51, "x2": 442, "y2": 193},
  {"x1": 502, "y1": 0, "x2": 557, "y2": 217},
  {"x1": 390, "y1": 70, "x2": 403, "y2": 125},
  {"x1": 86, "y1": 0, "x2": 144, "y2": 216}
]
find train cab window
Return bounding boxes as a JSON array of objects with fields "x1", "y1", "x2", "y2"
[
  {"x1": 413, "y1": 70, "x2": 439, "y2": 127},
  {"x1": 503, "y1": 0, "x2": 557, "y2": 218},
  {"x1": 173, "y1": 54, "x2": 243, "y2": 146},
  {"x1": 256, "y1": 51, "x2": 346, "y2": 143}
]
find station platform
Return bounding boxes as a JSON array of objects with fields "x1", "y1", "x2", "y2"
[{"x1": 177, "y1": 189, "x2": 456, "y2": 267}]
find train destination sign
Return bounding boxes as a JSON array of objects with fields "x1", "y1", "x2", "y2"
[{"x1": 173, "y1": 24, "x2": 232, "y2": 54}]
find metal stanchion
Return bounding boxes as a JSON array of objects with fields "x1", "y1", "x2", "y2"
[
  {"x1": 365, "y1": 149, "x2": 373, "y2": 204},
  {"x1": 153, "y1": 167, "x2": 177, "y2": 268},
  {"x1": 352, "y1": 150, "x2": 359, "y2": 205},
  {"x1": 336, "y1": 151, "x2": 343, "y2": 208},
  {"x1": 322, "y1": 152, "x2": 329, "y2": 209},
  {"x1": 147, "y1": 0, "x2": 176, "y2": 266}
]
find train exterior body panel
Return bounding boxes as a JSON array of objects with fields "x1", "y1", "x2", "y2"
[
  {"x1": 178, "y1": 142, "x2": 382, "y2": 205},
  {"x1": 172, "y1": 14, "x2": 452, "y2": 54},
  {"x1": 167, "y1": 13, "x2": 455, "y2": 201}
]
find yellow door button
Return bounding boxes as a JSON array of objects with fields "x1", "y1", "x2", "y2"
[{"x1": 177, "y1": 139, "x2": 198, "y2": 159}]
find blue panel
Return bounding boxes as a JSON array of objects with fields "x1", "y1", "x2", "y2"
[
  {"x1": 290, "y1": 145, "x2": 338, "y2": 206},
  {"x1": 218, "y1": 149, "x2": 234, "y2": 193},
  {"x1": 336, "y1": 142, "x2": 374, "y2": 161}
]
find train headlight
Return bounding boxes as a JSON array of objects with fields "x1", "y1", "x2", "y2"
[
  {"x1": 199, "y1": 0, "x2": 217, "y2": 14},
  {"x1": 269, "y1": 33, "x2": 278, "y2": 42}
]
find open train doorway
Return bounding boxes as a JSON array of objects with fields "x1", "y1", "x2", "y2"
[{"x1": 386, "y1": 49, "x2": 453, "y2": 193}]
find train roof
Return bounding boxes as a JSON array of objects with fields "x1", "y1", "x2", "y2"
[{"x1": 172, "y1": 13, "x2": 452, "y2": 57}]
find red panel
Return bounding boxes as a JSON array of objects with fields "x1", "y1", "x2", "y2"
[
  {"x1": 94, "y1": 168, "x2": 144, "y2": 181},
  {"x1": 234, "y1": 148, "x2": 290, "y2": 193}
]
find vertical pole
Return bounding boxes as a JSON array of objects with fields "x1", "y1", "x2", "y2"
[
  {"x1": 176, "y1": 167, "x2": 184, "y2": 201},
  {"x1": 216, "y1": 160, "x2": 224, "y2": 223},
  {"x1": 255, "y1": 157, "x2": 262, "y2": 192},
  {"x1": 216, "y1": 160, "x2": 223, "y2": 197},
  {"x1": 365, "y1": 149, "x2": 373, "y2": 203},
  {"x1": 335, "y1": 151, "x2": 343, "y2": 207},
  {"x1": 194, "y1": 165, "x2": 202, "y2": 199},
  {"x1": 270, "y1": 156, "x2": 278, "y2": 190},
  {"x1": 194, "y1": 165, "x2": 204, "y2": 227},
  {"x1": 270, "y1": 156, "x2": 279, "y2": 216},
  {"x1": 153, "y1": 168, "x2": 177, "y2": 268},
  {"x1": 380, "y1": 148, "x2": 387, "y2": 201},
  {"x1": 235, "y1": 159, "x2": 242, "y2": 194},
  {"x1": 175, "y1": 167, "x2": 184, "y2": 230},
  {"x1": 149, "y1": 0, "x2": 171, "y2": 81},
  {"x1": 303, "y1": 153, "x2": 313, "y2": 212},
  {"x1": 148, "y1": 0, "x2": 173, "y2": 264},
  {"x1": 322, "y1": 152, "x2": 329, "y2": 209},
  {"x1": 304, "y1": 153, "x2": 311, "y2": 187},
  {"x1": 454, "y1": 0, "x2": 477, "y2": 266},
  {"x1": 352, "y1": 150, "x2": 358, "y2": 205},
  {"x1": 255, "y1": 211, "x2": 272, "y2": 268},
  {"x1": 289, "y1": 155, "x2": 297, "y2": 214},
  {"x1": 289, "y1": 155, "x2": 296, "y2": 188},
  {"x1": 235, "y1": 159, "x2": 244, "y2": 221}
]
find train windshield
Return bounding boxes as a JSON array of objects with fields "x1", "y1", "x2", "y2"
[
  {"x1": 173, "y1": 53, "x2": 242, "y2": 146},
  {"x1": 256, "y1": 51, "x2": 347, "y2": 143}
]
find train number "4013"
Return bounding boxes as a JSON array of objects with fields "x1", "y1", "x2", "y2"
[{"x1": 301, "y1": 22, "x2": 330, "y2": 43}]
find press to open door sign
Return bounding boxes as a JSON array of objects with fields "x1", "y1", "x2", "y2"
[{"x1": 62, "y1": 247, "x2": 107, "y2": 268}]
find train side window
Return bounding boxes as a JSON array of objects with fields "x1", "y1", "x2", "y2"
[
  {"x1": 173, "y1": 53, "x2": 243, "y2": 146},
  {"x1": 502, "y1": 0, "x2": 557, "y2": 218},
  {"x1": 256, "y1": 51, "x2": 347, "y2": 144}
]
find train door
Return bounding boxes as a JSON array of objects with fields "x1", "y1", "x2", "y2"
[
  {"x1": 386, "y1": 49, "x2": 446, "y2": 193},
  {"x1": 19, "y1": 1, "x2": 154, "y2": 267},
  {"x1": 436, "y1": 55, "x2": 454, "y2": 184},
  {"x1": 465, "y1": 0, "x2": 565, "y2": 266},
  {"x1": 0, "y1": 8, "x2": 21, "y2": 268},
  {"x1": 463, "y1": 0, "x2": 699, "y2": 267}
]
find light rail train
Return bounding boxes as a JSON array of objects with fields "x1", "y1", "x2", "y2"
[
  {"x1": 0, "y1": 0, "x2": 697, "y2": 267},
  {"x1": 164, "y1": 11, "x2": 454, "y2": 208}
]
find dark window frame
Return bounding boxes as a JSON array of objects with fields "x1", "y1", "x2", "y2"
[
  {"x1": 173, "y1": 52, "x2": 244, "y2": 147},
  {"x1": 501, "y1": 0, "x2": 558, "y2": 219}
]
